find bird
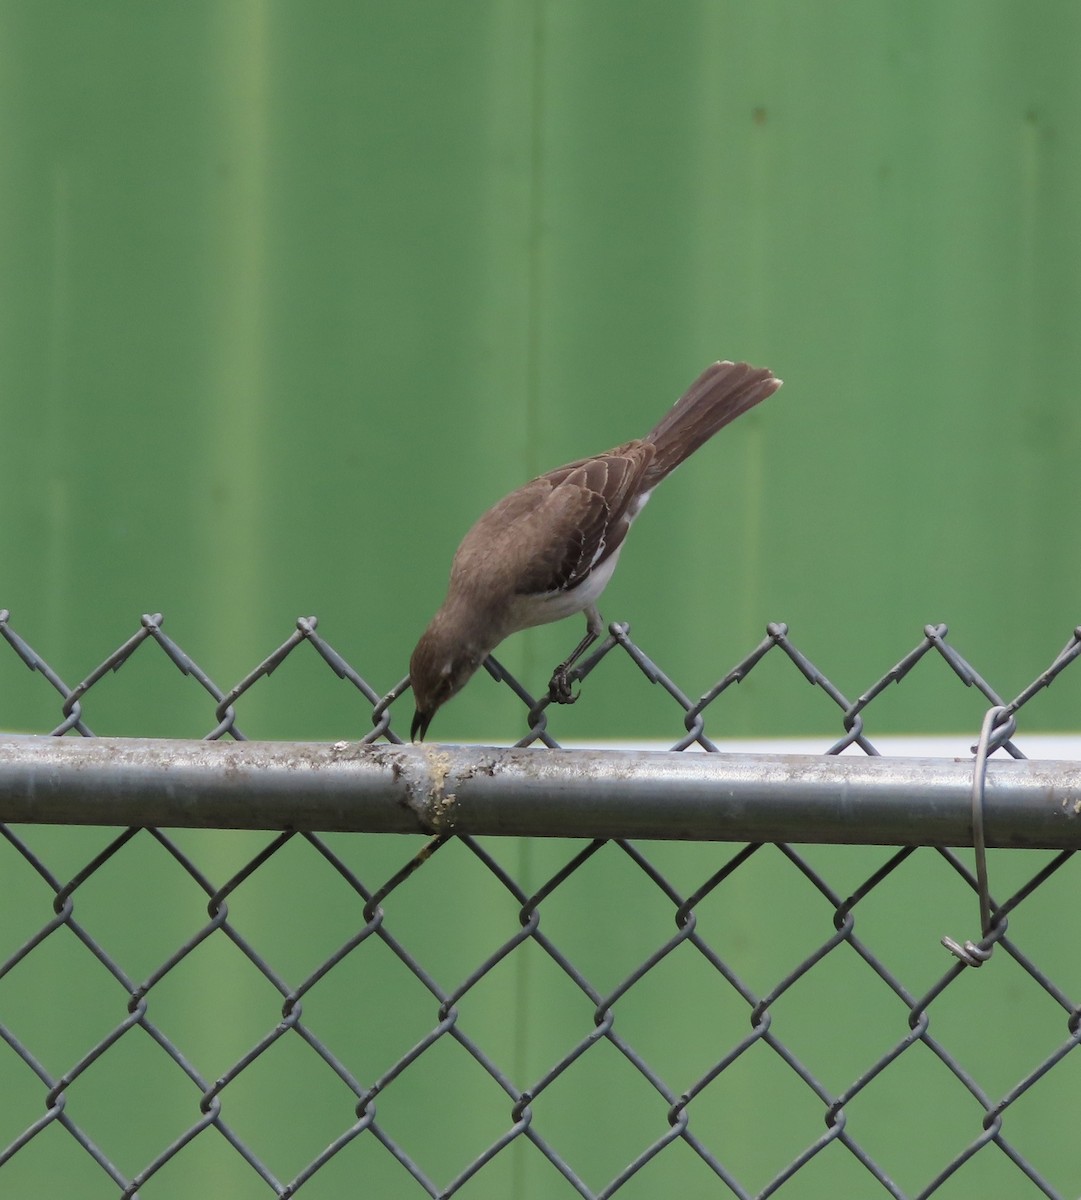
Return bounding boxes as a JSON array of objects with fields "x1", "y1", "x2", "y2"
[{"x1": 409, "y1": 360, "x2": 782, "y2": 741}]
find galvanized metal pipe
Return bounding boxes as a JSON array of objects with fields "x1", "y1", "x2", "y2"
[{"x1": 1, "y1": 736, "x2": 1080, "y2": 847}]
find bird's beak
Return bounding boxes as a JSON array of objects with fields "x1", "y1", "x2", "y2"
[{"x1": 411, "y1": 709, "x2": 431, "y2": 742}]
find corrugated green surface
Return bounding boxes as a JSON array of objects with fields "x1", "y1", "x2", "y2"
[
  {"x1": 2, "y1": 0, "x2": 1078, "y2": 742},
  {"x1": 1, "y1": 4, "x2": 1080, "y2": 1196}
]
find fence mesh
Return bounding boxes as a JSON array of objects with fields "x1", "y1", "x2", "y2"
[{"x1": 1, "y1": 608, "x2": 1080, "y2": 1198}]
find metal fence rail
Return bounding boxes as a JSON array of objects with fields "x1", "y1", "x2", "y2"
[
  {"x1": 3, "y1": 737, "x2": 1081, "y2": 849},
  {"x1": 1, "y1": 610, "x2": 1080, "y2": 1199}
]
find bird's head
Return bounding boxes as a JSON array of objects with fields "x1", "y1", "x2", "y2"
[{"x1": 409, "y1": 617, "x2": 488, "y2": 741}]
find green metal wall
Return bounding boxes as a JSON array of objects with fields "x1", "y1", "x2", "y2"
[
  {"x1": 3, "y1": 0, "x2": 1079, "y2": 742},
  {"x1": 1, "y1": 4, "x2": 1080, "y2": 1197}
]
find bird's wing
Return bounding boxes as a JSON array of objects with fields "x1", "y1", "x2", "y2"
[{"x1": 453, "y1": 441, "x2": 656, "y2": 598}]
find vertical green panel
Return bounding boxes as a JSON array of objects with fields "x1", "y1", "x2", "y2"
[{"x1": 2, "y1": 0, "x2": 1080, "y2": 739}]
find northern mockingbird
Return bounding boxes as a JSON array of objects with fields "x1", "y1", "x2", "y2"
[{"x1": 409, "y1": 360, "x2": 782, "y2": 740}]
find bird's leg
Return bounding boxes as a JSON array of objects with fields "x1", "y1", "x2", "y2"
[
  {"x1": 547, "y1": 634, "x2": 596, "y2": 703},
  {"x1": 547, "y1": 608, "x2": 604, "y2": 704}
]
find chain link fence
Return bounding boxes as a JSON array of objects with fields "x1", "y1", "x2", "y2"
[{"x1": 1, "y1": 608, "x2": 1080, "y2": 1198}]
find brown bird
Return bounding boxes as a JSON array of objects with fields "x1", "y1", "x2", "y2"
[{"x1": 409, "y1": 360, "x2": 782, "y2": 740}]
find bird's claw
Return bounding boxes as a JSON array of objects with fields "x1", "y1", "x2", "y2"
[{"x1": 547, "y1": 667, "x2": 580, "y2": 705}]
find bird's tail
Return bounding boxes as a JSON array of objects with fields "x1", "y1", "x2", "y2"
[{"x1": 643, "y1": 360, "x2": 781, "y2": 485}]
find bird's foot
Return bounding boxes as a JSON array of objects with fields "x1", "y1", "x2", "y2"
[{"x1": 547, "y1": 666, "x2": 580, "y2": 705}]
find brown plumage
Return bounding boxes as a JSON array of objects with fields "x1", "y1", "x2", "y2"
[{"x1": 410, "y1": 360, "x2": 782, "y2": 740}]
